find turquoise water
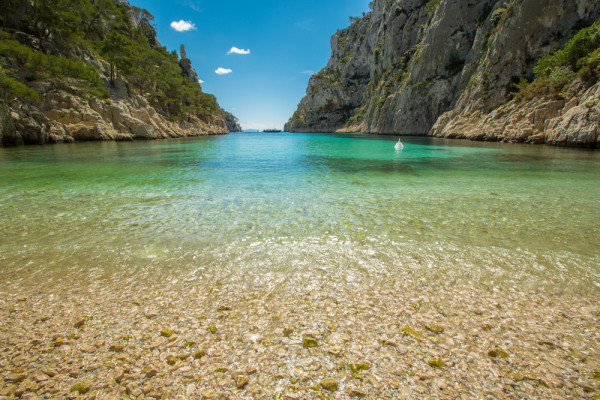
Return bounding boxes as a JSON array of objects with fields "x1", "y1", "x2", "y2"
[{"x1": 0, "y1": 133, "x2": 599, "y2": 291}]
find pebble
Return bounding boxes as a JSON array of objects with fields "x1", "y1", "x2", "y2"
[
  {"x1": 320, "y1": 378, "x2": 339, "y2": 391},
  {"x1": 236, "y1": 376, "x2": 249, "y2": 389},
  {"x1": 70, "y1": 382, "x2": 90, "y2": 394},
  {"x1": 0, "y1": 277, "x2": 597, "y2": 400},
  {"x1": 347, "y1": 387, "x2": 368, "y2": 397}
]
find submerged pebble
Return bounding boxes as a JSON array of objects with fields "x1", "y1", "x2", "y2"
[{"x1": 0, "y1": 277, "x2": 597, "y2": 399}]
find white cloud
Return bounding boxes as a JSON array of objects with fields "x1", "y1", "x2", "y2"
[
  {"x1": 301, "y1": 70, "x2": 315, "y2": 76},
  {"x1": 198, "y1": 79, "x2": 204, "y2": 84},
  {"x1": 227, "y1": 47, "x2": 250, "y2": 55},
  {"x1": 170, "y1": 20, "x2": 196, "y2": 32},
  {"x1": 215, "y1": 68, "x2": 232, "y2": 75}
]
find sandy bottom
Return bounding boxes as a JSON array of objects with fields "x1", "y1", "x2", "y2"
[{"x1": 0, "y1": 273, "x2": 599, "y2": 400}]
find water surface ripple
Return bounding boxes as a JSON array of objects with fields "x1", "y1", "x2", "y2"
[{"x1": 0, "y1": 133, "x2": 598, "y2": 292}]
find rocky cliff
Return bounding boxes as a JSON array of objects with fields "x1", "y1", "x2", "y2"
[
  {"x1": 0, "y1": 0, "x2": 237, "y2": 146},
  {"x1": 286, "y1": 0, "x2": 600, "y2": 147}
]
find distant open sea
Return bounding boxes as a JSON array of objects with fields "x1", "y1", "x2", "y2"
[{"x1": 0, "y1": 133, "x2": 598, "y2": 292}]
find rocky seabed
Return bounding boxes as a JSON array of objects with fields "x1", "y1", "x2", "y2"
[{"x1": 1, "y1": 275, "x2": 599, "y2": 400}]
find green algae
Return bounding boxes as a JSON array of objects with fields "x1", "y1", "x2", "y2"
[
  {"x1": 208, "y1": 326, "x2": 217, "y2": 334},
  {"x1": 428, "y1": 358, "x2": 445, "y2": 368},
  {"x1": 424, "y1": 323, "x2": 444, "y2": 334},
  {"x1": 166, "y1": 357, "x2": 178, "y2": 366},
  {"x1": 236, "y1": 376, "x2": 249, "y2": 389},
  {"x1": 488, "y1": 349, "x2": 509, "y2": 359},
  {"x1": 348, "y1": 362, "x2": 371, "y2": 374},
  {"x1": 320, "y1": 378, "x2": 338, "y2": 391},
  {"x1": 194, "y1": 349, "x2": 207, "y2": 359},
  {"x1": 160, "y1": 328, "x2": 174, "y2": 338},
  {"x1": 401, "y1": 326, "x2": 424, "y2": 340},
  {"x1": 303, "y1": 337, "x2": 318, "y2": 348},
  {"x1": 70, "y1": 382, "x2": 90, "y2": 394}
]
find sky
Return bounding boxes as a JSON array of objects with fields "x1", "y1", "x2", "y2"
[{"x1": 130, "y1": 0, "x2": 371, "y2": 130}]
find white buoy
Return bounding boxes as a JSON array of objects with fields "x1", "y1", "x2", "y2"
[{"x1": 394, "y1": 138, "x2": 404, "y2": 150}]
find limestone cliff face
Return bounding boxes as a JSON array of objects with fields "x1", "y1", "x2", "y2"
[
  {"x1": 1, "y1": 2, "x2": 237, "y2": 146},
  {"x1": 2, "y1": 58, "x2": 229, "y2": 146},
  {"x1": 286, "y1": 0, "x2": 600, "y2": 147},
  {"x1": 3, "y1": 82, "x2": 228, "y2": 147},
  {"x1": 224, "y1": 114, "x2": 242, "y2": 132}
]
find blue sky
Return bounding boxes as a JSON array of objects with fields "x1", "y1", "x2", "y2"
[{"x1": 131, "y1": 0, "x2": 370, "y2": 130}]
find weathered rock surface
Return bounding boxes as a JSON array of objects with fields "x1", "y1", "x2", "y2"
[
  {"x1": 4, "y1": 83, "x2": 229, "y2": 146},
  {"x1": 225, "y1": 113, "x2": 243, "y2": 132},
  {"x1": 431, "y1": 80, "x2": 600, "y2": 146},
  {"x1": 286, "y1": 0, "x2": 600, "y2": 147},
  {"x1": 0, "y1": 100, "x2": 16, "y2": 146},
  {"x1": 179, "y1": 44, "x2": 201, "y2": 85}
]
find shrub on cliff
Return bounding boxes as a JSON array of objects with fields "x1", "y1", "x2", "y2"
[
  {"x1": 0, "y1": 0, "x2": 226, "y2": 122},
  {"x1": 517, "y1": 19, "x2": 600, "y2": 100}
]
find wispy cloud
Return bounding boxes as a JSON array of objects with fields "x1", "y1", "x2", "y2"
[
  {"x1": 301, "y1": 70, "x2": 315, "y2": 76},
  {"x1": 198, "y1": 79, "x2": 204, "y2": 84},
  {"x1": 227, "y1": 47, "x2": 251, "y2": 55},
  {"x1": 170, "y1": 20, "x2": 197, "y2": 32},
  {"x1": 215, "y1": 68, "x2": 232, "y2": 75},
  {"x1": 294, "y1": 20, "x2": 314, "y2": 31},
  {"x1": 179, "y1": 0, "x2": 203, "y2": 12}
]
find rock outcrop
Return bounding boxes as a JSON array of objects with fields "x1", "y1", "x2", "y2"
[
  {"x1": 431, "y1": 80, "x2": 600, "y2": 146},
  {"x1": 179, "y1": 44, "x2": 201, "y2": 85},
  {"x1": 1, "y1": 1, "x2": 237, "y2": 147},
  {"x1": 286, "y1": 0, "x2": 600, "y2": 147},
  {"x1": 224, "y1": 114, "x2": 243, "y2": 133},
  {"x1": 3, "y1": 81, "x2": 228, "y2": 146}
]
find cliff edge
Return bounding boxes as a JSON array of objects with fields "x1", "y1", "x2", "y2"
[{"x1": 286, "y1": 0, "x2": 600, "y2": 147}]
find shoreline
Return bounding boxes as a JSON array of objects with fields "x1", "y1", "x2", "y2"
[{"x1": 1, "y1": 277, "x2": 598, "y2": 399}]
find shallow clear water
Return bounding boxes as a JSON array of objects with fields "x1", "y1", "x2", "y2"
[{"x1": 0, "y1": 133, "x2": 599, "y2": 291}]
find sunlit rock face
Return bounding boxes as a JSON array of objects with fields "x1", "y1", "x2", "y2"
[{"x1": 286, "y1": 0, "x2": 600, "y2": 147}]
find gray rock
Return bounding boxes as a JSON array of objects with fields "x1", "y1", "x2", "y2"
[
  {"x1": 133, "y1": 123, "x2": 156, "y2": 139},
  {"x1": 0, "y1": 100, "x2": 17, "y2": 146},
  {"x1": 286, "y1": 0, "x2": 600, "y2": 147}
]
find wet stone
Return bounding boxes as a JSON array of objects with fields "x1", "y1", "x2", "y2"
[
  {"x1": 160, "y1": 328, "x2": 174, "y2": 338},
  {"x1": 488, "y1": 349, "x2": 509, "y2": 359},
  {"x1": 348, "y1": 362, "x2": 371, "y2": 374},
  {"x1": 320, "y1": 378, "x2": 339, "y2": 391},
  {"x1": 236, "y1": 376, "x2": 249, "y2": 389},
  {"x1": 347, "y1": 387, "x2": 368, "y2": 397},
  {"x1": 70, "y1": 382, "x2": 91, "y2": 394},
  {"x1": 194, "y1": 348, "x2": 207, "y2": 359},
  {"x1": 428, "y1": 358, "x2": 446, "y2": 368},
  {"x1": 109, "y1": 343, "x2": 127, "y2": 352},
  {"x1": 4, "y1": 373, "x2": 26, "y2": 383},
  {"x1": 425, "y1": 323, "x2": 445, "y2": 334},
  {"x1": 401, "y1": 326, "x2": 425, "y2": 340}
]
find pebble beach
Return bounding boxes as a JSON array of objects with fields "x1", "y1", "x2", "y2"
[{"x1": 1, "y1": 272, "x2": 599, "y2": 400}]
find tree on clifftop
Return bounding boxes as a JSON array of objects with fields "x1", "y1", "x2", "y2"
[{"x1": 100, "y1": 31, "x2": 132, "y2": 84}]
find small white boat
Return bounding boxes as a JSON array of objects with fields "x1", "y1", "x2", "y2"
[{"x1": 394, "y1": 138, "x2": 404, "y2": 150}]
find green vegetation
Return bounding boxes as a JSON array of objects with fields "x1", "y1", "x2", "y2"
[
  {"x1": 516, "y1": 19, "x2": 600, "y2": 100},
  {"x1": 312, "y1": 67, "x2": 344, "y2": 89},
  {"x1": 490, "y1": 1, "x2": 519, "y2": 28},
  {"x1": 0, "y1": 67, "x2": 39, "y2": 102},
  {"x1": 0, "y1": 0, "x2": 226, "y2": 122},
  {"x1": 425, "y1": 0, "x2": 442, "y2": 15}
]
